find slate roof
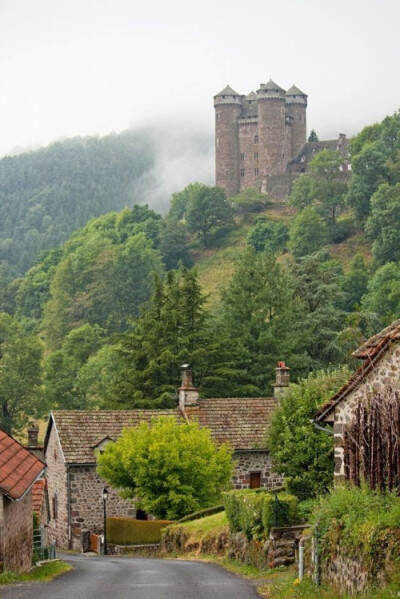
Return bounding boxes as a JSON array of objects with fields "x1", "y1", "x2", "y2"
[
  {"x1": 215, "y1": 85, "x2": 240, "y2": 97},
  {"x1": 32, "y1": 479, "x2": 46, "y2": 517},
  {"x1": 47, "y1": 410, "x2": 181, "y2": 464},
  {"x1": 314, "y1": 320, "x2": 400, "y2": 422},
  {"x1": 0, "y1": 430, "x2": 45, "y2": 500},
  {"x1": 47, "y1": 398, "x2": 277, "y2": 464},
  {"x1": 259, "y1": 79, "x2": 285, "y2": 92},
  {"x1": 187, "y1": 398, "x2": 277, "y2": 450},
  {"x1": 286, "y1": 85, "x2": 307, "y2": 96}
]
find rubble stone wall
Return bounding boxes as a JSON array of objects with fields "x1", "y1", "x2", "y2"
[
  {"x1": 1, "y1": 492, "x2": 33, "y2": 572},
  {"x1": 232, "y1": 451, "x2": 284, "y2": 490}
]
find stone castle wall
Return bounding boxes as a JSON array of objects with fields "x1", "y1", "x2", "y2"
[
  {"x1": 232, "y1": 451, "x2": 284, "y2": 490},
  {"x1": 333, "y1": 342, "x2": 400, "y2": 477},
  {"x1": 0, "y1": 492, "x2": 33, "y2": 572}
]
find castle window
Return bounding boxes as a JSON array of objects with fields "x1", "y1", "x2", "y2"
[
  {"x1": 255, "y1": 168, "x2": 259, "y2": 176},
  {"x1": 52, "y1": 494, "x2": 58, "y2": 520},
  {"x1": 254, "y1": 135, "x2": 259, "y2": 144},
  {"x1": 299, "y1": 115, "x2": 302, "y2": 121},
  {"x1": 254, "y1": 152, "x2": 258, "y2": 160},
  {"x1": 282, "y1": 153, "x2": 285, "y2": 159},
  {"x1": 240, "y1": 153, "x2": 245, "y2": 161},
  {"x1": 240, "y1": 169, "x2": 245, "y2": 177}
]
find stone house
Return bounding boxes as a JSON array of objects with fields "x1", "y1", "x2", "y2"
[
  {"x1": 44, "y1": 364, "x2": 287, "y2": 548},
  {"x1": 0, "y1": 429, "x2": 45, "y2": 572},
  {"x1": 314, "y1": 319, "x2": 400, "y2": 479}
]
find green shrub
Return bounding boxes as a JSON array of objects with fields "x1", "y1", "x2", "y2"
[
  {"x1": 311, "y1": 485, "x2": 400, "y2": 574},
  {"x1": 223, "y1": 490, "x2": 298, "y2": 540},
  {"x1": 107, "y1": 517, "x2": 172, "y2": 545}
]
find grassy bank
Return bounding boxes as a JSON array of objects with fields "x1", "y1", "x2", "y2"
[{"x1": 0, "y1": 560, "x2": 72, "y2": 585}]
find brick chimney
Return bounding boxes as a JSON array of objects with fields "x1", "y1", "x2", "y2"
[
  {"x1": 273, "y1": 361, "x2": 291, "y2": 401},
  {"x1": 28, "y1": 422, "x2": 39, "y2": 448},
  {"x1": 178, "y1": 364, "x2": 199, "y2": 412}
]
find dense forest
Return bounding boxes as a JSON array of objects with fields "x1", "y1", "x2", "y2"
[
  {"x1": 0, "y1": 111, "x2": 399, "y2": 434},
  {"x1": 0, "y1": 126, "x2": 213, "y2": 277}
]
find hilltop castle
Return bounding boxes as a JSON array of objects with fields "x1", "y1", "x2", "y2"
[{"x1": 214, "y1": 79, "x2": 308, "y2": 197}]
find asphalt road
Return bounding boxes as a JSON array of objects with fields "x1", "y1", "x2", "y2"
[{"x1": 0, "y1": 553, "x2": 261, "y2": 599}]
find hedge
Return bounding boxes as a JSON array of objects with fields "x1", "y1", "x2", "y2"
[
  {"x1": 223, "y1": 489, "x2": 298, "y2": 540},
  {"x1": 107, "y1": 517, "x2": 172, "y2": 545}
]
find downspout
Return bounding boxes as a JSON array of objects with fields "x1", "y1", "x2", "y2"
[
  {"x1": 310, "y1": 419, "x2": 334, "y2": 435},
  {"x1": 298, "y1": 534, "x2": 311, "y2": 579},
  {"x1": 67, "y1": 467, "x2": 72, "y2": 550}
]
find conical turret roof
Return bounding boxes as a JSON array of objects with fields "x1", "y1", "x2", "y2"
[
  {"x1": 260, "y1": 79, "x2": 285, "y2": 92},
  {"x1": 286, "y1": 84, "x2": 307, "y2": 96},
  {"x1": 215, "y1": 84, "x2": 240, "y2": 97},
  {"x1": 246, "y1": 91, "x2": 257, "y2": 100}
]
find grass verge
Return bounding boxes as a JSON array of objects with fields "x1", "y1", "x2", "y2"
[
  {"x1": 258, "y1": 571, "x2": 400, "y2": 599},
  {"x1": 0, "y1": 560, "x2": 72, "y2": 585}
]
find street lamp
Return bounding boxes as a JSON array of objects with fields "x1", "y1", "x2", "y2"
[{"x1": 102, "y1": 486, "x2": 108, "y2": 555}]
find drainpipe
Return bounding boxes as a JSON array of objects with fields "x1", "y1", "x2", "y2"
[
  {"x1": 298, "y1": 534, "x2": 311, "y2": 579},
  {"x1": 310, "y1": 419, "x2": 334, "y2": 435}
]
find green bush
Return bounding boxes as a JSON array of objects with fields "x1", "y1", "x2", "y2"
[
  {"x1": 311, "y1": 485, "x2": 400, "y2": 574},
  {"x1": 107, "y1": 517, "x2": 172, "y2": 545},
  {"x1": 223, "y1": 490, "x2": 298, "y2": 540}
]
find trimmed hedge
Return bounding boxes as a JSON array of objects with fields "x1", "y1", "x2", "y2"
[
  {"x1": 177, "y1": 505, "x2": 225, "y2": 523},
  {"x1": 107, "y1": 517, "x2": 172, "y2": 545},
  {"x1": 223, "y1": 489, "x2": 298, "y2": 540}
]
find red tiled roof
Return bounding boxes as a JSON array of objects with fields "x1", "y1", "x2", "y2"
[
  {"x1": 314, "y1": 320, "x2": 400, "y2": 422},
  {"x1": 32, "y1": 479, "x2": 46, "y2": 516},
  {"x1": 0, "y1": 430, "x2": 45, "y2": 500},
  {"x1": 48, "y1": 399, "x2": 277, "y2": 464}
]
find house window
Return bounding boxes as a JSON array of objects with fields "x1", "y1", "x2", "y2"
[
  {"x1": 240, "y1": 169, "x2": 245, "y2": 177},
  {"x1": 254, "y1": 135, "x2": 259, "y2": 144},
  {"x1": 52, "y1": 494, "x2": 58, "y2": 519},
  {"x1": 250, "y1": 472, "x2": 261, "y2": 489},
  {"x1": 240, "y1": 153, "x2": 245, "y2": 161},
  {"x1": 255, "y1": 168, "x2": 259, "y2": 176},
  {"x1": 254, "y1": 152, "x2": 258, "y2": 160}
]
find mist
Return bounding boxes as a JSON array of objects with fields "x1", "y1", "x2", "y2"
[{"x1": 129, "y1": 120, "x2": 214, "y2": 213}]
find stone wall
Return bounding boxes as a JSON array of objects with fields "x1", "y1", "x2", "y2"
[
  {"x1": 45, "y1": 424, "x2": 69, "y2": 548},
  {"x1": 232, "y1": 451, "x2": 284, "y2": 490},
  {"x1": 321, "y1": 546, "x2": 384, "y2": 595},
  {"x1": 162, "y1": 524, "x2": 307, "y2": 569},
  {"x1": 0, "y1": 491, "x2": 33, "y2": 573},
  {"x1": 69, "y1": 465, "x2": 135, "y2": 536},
  {"x1": 333, "y1": 342, "x2": 400, "y2": 477},
  {"x1": 238, "y1": 119, "x2": 260, "y2": 191}
]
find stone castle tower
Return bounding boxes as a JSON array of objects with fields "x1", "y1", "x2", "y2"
[{"x1": 214, "y1": 80, "x2": 307, "y2": 197}]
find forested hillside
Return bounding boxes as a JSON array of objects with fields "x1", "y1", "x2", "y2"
[
  {"x1": 0, "y1": 126, "x2": 213, "y2": 276},
  {"x1": 0, "y1": 111, "x2": 399, "y2": 435}
]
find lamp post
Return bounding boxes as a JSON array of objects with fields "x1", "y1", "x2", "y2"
[{"x1": 102, "y1": 486, "x2": 108, "y2": 555}]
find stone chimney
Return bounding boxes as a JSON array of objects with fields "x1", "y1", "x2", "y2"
[
  {"x1": 28, "y1": 422, "x2": 39, "y2": 448},
  {"x1": 273, "y1": 361, "x2": 291, "y2": 401},
  {"x1": 178, "y1": 364, "x2": 199, "y2": 412}
]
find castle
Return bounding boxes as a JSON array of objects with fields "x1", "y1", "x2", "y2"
[{"x1": 214, "y1": 79, "x2": 308, "y2": 197}]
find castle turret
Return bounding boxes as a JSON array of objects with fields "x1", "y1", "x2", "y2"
[
  {"x1": 256, "y1": 80, "x2": 287, "y2": 177},
  {"x1": 214, "y1": 85, "x2": 243, "y2": 197},
  {"x1": 285, "y1": 85, "x2": 307, "y2": 159}
]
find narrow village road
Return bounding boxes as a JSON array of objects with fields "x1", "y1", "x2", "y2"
[{"x1": 0, "y1": 553, "x2": 260, "y2": 599}]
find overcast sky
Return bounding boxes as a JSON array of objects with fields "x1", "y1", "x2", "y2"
[{"x1": 1, "y1": 0, "x2": 399, "y2": 158}]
